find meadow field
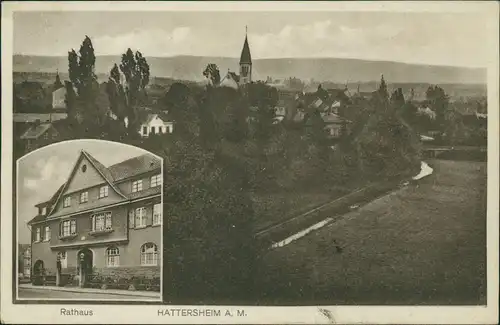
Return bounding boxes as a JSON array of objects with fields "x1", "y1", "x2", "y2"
[{"x1": 259, "y1": 159, "x2": 487, "y2": 305}]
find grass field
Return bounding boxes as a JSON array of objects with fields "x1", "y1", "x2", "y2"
[
  {"x1": 252, "y1": 189, "x2": 346, "y2": 231},
  {"x1": 258, "y1": 159, "x2": 487, "y2": 305}
]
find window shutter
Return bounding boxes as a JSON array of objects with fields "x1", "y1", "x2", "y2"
[
  {"x1": 146, "y1": 205, "x2": 153, "y2": 226},
  {"x1": 128, "y1": 209, "x2": 135, "y2": 229}
]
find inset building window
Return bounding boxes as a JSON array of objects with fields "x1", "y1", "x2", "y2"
[
  {"x1": 44, "y1": 226, "x2": 51, "y2": 241},
  {"x1": 35, "y1": 227, "x2": 41, "y2": 242},
  {"x1": 60, "y1": 219, "x2": 77, "y2": 237},
  {"x1": 151, "y1": 174, "x2": 162, "y2": 187},
  {"x1": 106, "y1": 247, "x2": 120, "y2": 267},
  {"x1": 153, "y1": 204, "x2": 162, "y2": 226},
  {"x1": 140, "y1": 243, "x2": 158, "y2": 266},
  {"x1": 63, "y1": 196, "x2": 71, "y2": 208},
  {"x1": 99, "y1": 185, "x2": 109, "y2": 199},
  {"x1": 80, "y1": 191, "x2": 88, "y2": 203},
  {"x1": 132, "y1": 180, "x2": 143, "y2": 193},
  {"x1": 57, "y1": 251, "x2": 67, "y2": 268},
  {"x1": 91, "y1": 212, "x2": 112, "y2": 232},
  {"x1": 135, "y1": 207, "x2": 146, "y2": 228}
]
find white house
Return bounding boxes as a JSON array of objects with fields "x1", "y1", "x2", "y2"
[
  {"x1": 52, "y1": 87, "x2": 67, "y2": 110},
  {"x1": 139, "y1": 114, "x2": 174, "y2": 137}
]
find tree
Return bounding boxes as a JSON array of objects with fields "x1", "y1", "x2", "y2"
[
  {"x1": 426, "y1": 85, "x2": 449, "y2": 128},
  {"x1": 390, "y1": 88, "x2": 405, "y2": 109},
  {"x1": 162, "y1": 82, "x2": 201, "y2": 139},
  {"x1": 106, "y1": 64, "x2": 128, "y2": 123},
  {"x1": 113, "y1": 48, "x2": 151, "y2": 131},
  {"x1": 66, "y1": 36, "x2": 105, "y2": 131},
  {"x1": 247, "y1": 82, "x2": 278, "y2": 141},
  {"x1": 156, "y1": 84, "x2": 259, "y2": 304},
  {"x1": 352, "y1": 76, "x2": 421, "y2": 179},
  {"x1": 203, "y1": 63, "x2": 221, "y2": 87}
]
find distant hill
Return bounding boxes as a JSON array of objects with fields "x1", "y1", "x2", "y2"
[{"x1": 13, "y1": 54, "x2": 486, "y2": 84}]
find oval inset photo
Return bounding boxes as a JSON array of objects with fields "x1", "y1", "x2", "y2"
[{"x1": 16, "y1": 139, "x2": 163, "y2": 302}]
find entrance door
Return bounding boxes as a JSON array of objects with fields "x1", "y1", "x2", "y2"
[
  {"x1": 77, "y1": 248, "x2": 93, "y2": 287},
  {"x1": 32, "y1": 260, "x2": 44, "y2": 285}
]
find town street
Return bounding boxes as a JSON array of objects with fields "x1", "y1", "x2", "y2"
[{"x1": 18, "y1": 287, "x2": 160, "y2": 300}]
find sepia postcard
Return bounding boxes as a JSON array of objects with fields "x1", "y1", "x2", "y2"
[{"x1": 1, "y1": 1, "x2": 498, "y2": 324}]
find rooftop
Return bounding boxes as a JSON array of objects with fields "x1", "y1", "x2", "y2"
[{"x1": 20, "y1": 123, "x2": 53, "y2": 139}]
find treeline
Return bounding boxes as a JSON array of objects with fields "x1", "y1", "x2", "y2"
[{"x1": 397, "y1": 85, "x2": 487, "y2": 146}]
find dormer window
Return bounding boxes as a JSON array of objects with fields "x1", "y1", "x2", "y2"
[
  {"x1": 63, "y1": 196, "x2": 71, "y2": 208},
  {"x1": 132, "y1": 180, "x2": 143, "y2": 193},
  {"x1": 151, "y1": 174, "x2": 162, "y2": 187},
  {"x1": 42, "y1": 206, "x2": 47, "y2": 215}
]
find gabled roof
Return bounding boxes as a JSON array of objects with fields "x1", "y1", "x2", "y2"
[
  {"x1": 240, "y1": 35, "x2": 252, "y2": 64},
  {"x1": 322, "y1": 113, "x2": 348, "y2": 124},
  {"x1": 13, "y1": 113, "x2": 68, "y2": 123},
  {"x1": 142, "y1": 113, "x2": 170, "y2": 125},
  {"x1": 228, "y1": 72, "x2": 240, "y2": 82},
  {"x1": 37, "y1": 150, "x2": 161, "y2": 221},
  {"x1": 35, "y1": 183, "x2": 65, "y2": 208},
  {"x1": 20, "y1": 123, "x2": 54, "y2": 139},
  {"x1": 47, "y1": 150, "x2": 128, "y2": 216},
  {"x1": 83, "y1": 151, "x2": 120, "y2": 190},
  {"x1": 27, "y1": 214, "x2": 46, "y2": 225},
  {"x1": 220, "y1": 72, "x2": 240, "y2": 89}
]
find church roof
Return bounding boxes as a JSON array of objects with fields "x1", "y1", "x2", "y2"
[{"x1": 240, "y1": 35, "x2": 252, "y2": 64}]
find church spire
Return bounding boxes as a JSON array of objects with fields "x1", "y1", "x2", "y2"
[
  {"x1": 239, "y1": 26, "x2": 252, "y2": 85},
  {"x1": 239, "y1": 27, "x2": 252, "y2": 65}
]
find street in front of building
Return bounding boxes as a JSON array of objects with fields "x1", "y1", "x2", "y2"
[{"x1": 18, "y1": 286, "x2": 160, "y2": 300}]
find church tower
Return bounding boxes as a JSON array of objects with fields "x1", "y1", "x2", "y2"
[{"x1": 239, "y1": 27, "x2": 252, "y2": 85}]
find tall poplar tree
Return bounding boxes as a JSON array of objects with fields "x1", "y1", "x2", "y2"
[
  {"x1": 106, "y1": 48, "x2": 150, "y2": 132},
  {"x1": 66, "y1": 36, "x2": 104, "y2": 133}
]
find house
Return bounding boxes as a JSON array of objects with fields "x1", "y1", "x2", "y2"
[
  {"x1": 27, "y1": 150, "x2": 162, "y2": 285},
  {"x1": 220, "y1": 71, "x2": 240, "y2": 89},
  {"x1": 139, "y1": 113, "x2": 174, "y2": 137},
  {"x1": 18, "y1": 244, "x2": 31, "y2": 278},
  {"x1": 52, "y1": 87, "x2": 67, "y2": 110},
  {"x1": 20, "y1": 121, "x2": 60, "y2": 153},
  {"x1": 321, "y1": 113, "x2": 350, "y2": 139},
  {"x1": 417, "y1": 106, "x2": 437, "y2": 120}
]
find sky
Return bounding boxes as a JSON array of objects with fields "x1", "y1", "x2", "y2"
[
  {"x1": 12, "y1": 11, "x2": 490, "y2": 68},
  {"x1": 17, "y1": 140, "x2": 155, "y2": 244}
]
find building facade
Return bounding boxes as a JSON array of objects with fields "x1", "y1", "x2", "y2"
[{"x1": 28, "y1": 150, "x2": 162, "y2": 283}]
